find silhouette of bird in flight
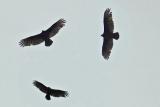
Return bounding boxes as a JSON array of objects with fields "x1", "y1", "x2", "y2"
[
  {"x1": 101, "y1": 8, "x2": 119, "y2": 59},
  {"x1": 33, "y1": 80, "x2": 69, "y2": 100},
  {"x1": 19, "y1": 19, "x2": 66, "y2": 47}
]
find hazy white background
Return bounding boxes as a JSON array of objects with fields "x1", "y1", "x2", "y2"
[{"x1": 0, "y1": 0, "x2": 160, "y2": 107}]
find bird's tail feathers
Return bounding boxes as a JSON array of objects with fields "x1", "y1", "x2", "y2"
[
  {"x1": 45, "y1": 39, "x2": 53, "y2": 47},
  {"x1": 113, "y1": 32, "x2": 119, "y2": 40},
  {"x1": 45, "y1": 94, "x2": 51, "y2": 100}
]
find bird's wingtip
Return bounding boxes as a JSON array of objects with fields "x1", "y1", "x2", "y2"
[{"x1": 33, "y1": 80, "x2": 38, "y2": 85}]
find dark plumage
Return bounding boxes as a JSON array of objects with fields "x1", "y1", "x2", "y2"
[
  {"x1": 33, "y1": 80, "x2": 69, "y2": 100},
  {"x1": 101, "y1": 8, "x2": 119, "y2": 59},
  {"x1": 19, "y1": 19, "x2": 66, "y2": 47}
]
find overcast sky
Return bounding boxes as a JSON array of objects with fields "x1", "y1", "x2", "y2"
[{"x1": 0, "y1": 0, "x2": 160, "y2": 107}]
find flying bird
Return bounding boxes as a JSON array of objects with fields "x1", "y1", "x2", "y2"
[
  {"x1": 19, "y1": 19, "x2": 66, "y2": 47},
  {"x1": 101, "y1": 8, "x2": 119, "y2": 59},
  {"x1": 33, "y1": 80, "x2": 69, "y2": 100}
]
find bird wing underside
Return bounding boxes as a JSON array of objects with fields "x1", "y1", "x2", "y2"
[
  {"x1": 103, "y1": 8, "x2": 114, "y2": 34},
  {"x1": 50, "y1": 89, "x2": 68, "y2": 97},
  {"x1": 19, "y1": 34, "x2": 44, "y2": 47},
  {"x1": 33, "y1": 80, "x2": 48, "y2": 94},
  {"x1": 102, "y1": 38, "x2": 113, "y2": 59},
  {"x1": 46, "y1": 19, "x2": 66, "y2": 38}
]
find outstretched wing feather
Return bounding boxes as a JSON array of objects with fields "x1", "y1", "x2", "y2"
[
  {"x1": 19, "y1": 34, "x2": 44, "y2": 47},
  {"x1": 102, "y1": 38, "x2": 113, "y2": 59},
  {"x1": 46, "y1": 19, "x2": 66, "y2": 38},
  {"x1": 104, "y1": 8, "x2": 114, "y2": 34},
  {"x1": 33, "y1": 80, "x2": 48, "y2": 94},
  {"x1": 50, "y1": 89, "x2": 69, "y2": 97}
]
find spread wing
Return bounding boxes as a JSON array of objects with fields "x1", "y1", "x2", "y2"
[
  {"x1": 19, "y1": 33, "x2": 44, "y2": 47},
  {"x1": 102, "y1": 38, "x2": 113, "y2": 59},
  {"x1": 103, "y1": 8, "x2": 114, "y2": 34},
  {"x1": 46, "y1": 18, "x2": 66, "y2": 38},
  {"x1": 50, "y1": 89, "x2": 69, "y2": 97},
  {"x1": 33, "y1": 80, "x2": 48, "y2": 94}
]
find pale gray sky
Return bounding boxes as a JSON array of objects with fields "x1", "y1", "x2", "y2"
[{"x1": 0, "y1": 0, "x2": 160, "y2": 107}]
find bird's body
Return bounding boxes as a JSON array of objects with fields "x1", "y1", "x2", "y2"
[
  {"x1": 19, "y1": 19, "x2": 66, "y2": 47},
  {"x1": 101, "y1": 8, "x2": 119, "y2": 59},
  {"x1": 33, "y1": 80, "x2": 68, "y2": 100},
  {"x1": 45, "y1": 87, "x2": 52, "y2": 100}
]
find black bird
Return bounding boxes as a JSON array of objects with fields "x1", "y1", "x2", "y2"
[
  {"x1": 101, "y1": 8, "x2": 119, "y2": 59},
  {"x1": 33, "y1": 80, "x2": 69, "y2": 100},
  {"x1": 19, "y1": 19, "x2": 66, "y2": 47}
]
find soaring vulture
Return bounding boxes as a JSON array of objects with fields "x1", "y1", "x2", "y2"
[
  {"x1": 19, "y1": 19, "x2": 66, "y2": 47},
  {"x1": 33, "y1": 80, "x2": 69, "y2": 100},
  {"x1": 101, "y1": 8, "x2": 119, "y2": 59}
]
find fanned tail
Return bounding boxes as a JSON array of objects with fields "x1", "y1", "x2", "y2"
[
  {"x1": 45, "y1": 38, "x2": 53, "y2": 46},
  {"x1": 45, "y1": 94, "x2": 51, "y2": 100},
  {"x1": 113, "y1": 32, "x2": 119, "y2": 40}
]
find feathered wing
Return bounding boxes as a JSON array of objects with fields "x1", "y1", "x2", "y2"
[
  {"x1": 46, "y1": 18, "x2": 66, "y2": 38},
  {"x1": 19, "y1": 34, "x2": 44, "y2": 47},
  {"x1": 50, "y1": 89, "x2": 69, "y2": 97},
  {"x1": 33, "y1": 80, "x2": 48, "y2": 94},
  {"x1": 102, "y1": 38, "x2": 113, "y2": 59},
  {"x1": 103, "y1": 8, "x2": 114, "y2": 34}
]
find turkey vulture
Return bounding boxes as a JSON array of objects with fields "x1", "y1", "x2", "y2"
[
  {"x1": 19, "y1": 19, "x2": 66, "y2": 47},
  {"x1": 33, "y1": 80, "x2": 69, "y2": 100},
  {"x1": 101, "y1": 8, "x2": 119, "y2": 59}
]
